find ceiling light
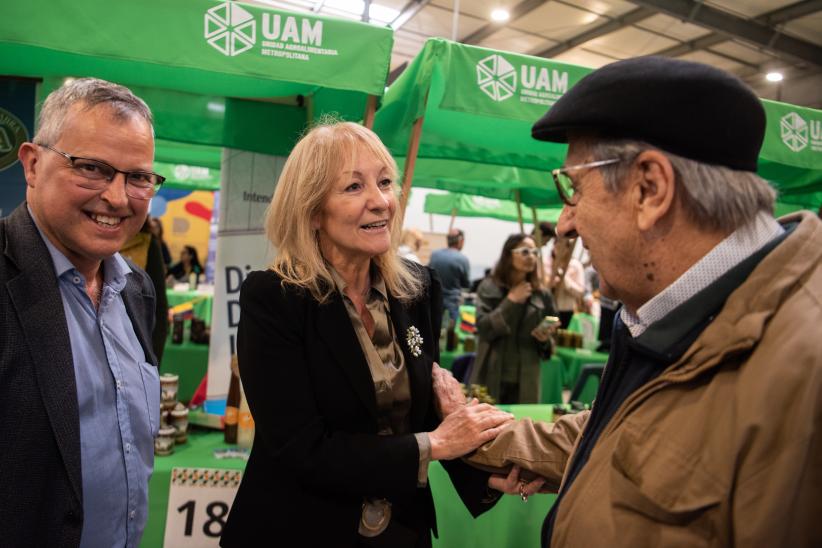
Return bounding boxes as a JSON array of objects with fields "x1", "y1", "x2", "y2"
[
  {"x1": 491, "y1": 9, "x2": 509, "y2": 22},
  {"x1": 766, "y1": 72, "x2": 783, "y2": 82}
]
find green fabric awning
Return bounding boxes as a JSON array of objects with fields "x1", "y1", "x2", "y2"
[
  {"x1": 375, "y1": 38, "x2": 822, "y2": 210},
  {"x1": 424, "y1": 192, "x2": 562, "y2": 223},
  {"x1": 1, "y1": 0, "x2": 393, "y2": 160},
  {"x1": 760, "y1": 100, "x2": 822, "y2": 206},
  {"x1": 374, "y1": 39, "x2": 588, "y2": 208}
]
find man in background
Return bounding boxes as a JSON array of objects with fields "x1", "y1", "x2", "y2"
[
  {"x1": 0, "y1": 78, "x2": 162, "y2": 547},
  {"x1": 429, "y1": 228, "x2": 470, "y2": 325}
]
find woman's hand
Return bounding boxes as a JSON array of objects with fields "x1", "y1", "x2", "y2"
[
  {"x1": 488, "y1": 465, "x2": 546, "y2": 500},
  {"x1": 432, "y1": 362, "x2": 466, "y2": 418},
  {"x1": 507, "y1": 281, "x2": 533, "y2": 304},
  {"x1": 530, "y1": 325, "x2": 553, "y2": 343},
  {"x1": 429, "y1": 402, "x2": 515, "y2": 461}
]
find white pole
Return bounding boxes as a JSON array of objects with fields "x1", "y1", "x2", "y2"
[{"x1": 451, "y1": 0, "x2": 460, "y2": 41}]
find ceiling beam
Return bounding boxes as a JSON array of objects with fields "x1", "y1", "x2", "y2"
[
  {"x1": 759, "y1": 0, "x2": 822, "y2": 25},
  {"x1": 625, "y1": 0, "x2": 822, "y2": 67},
  {"x1": 462, "y1": 0, "x2": 549, "y2": 45},
  {"x1": 654, "y1": 0, "x2": 822, "y2": 59},
  {"x1": 534, "y1": 6, "x2": 656, "y2": 58},
  {"x1": 390, "y1": 0, "x2": 431, "y2": 31}
]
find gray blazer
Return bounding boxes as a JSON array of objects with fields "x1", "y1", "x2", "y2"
[{"x1": 0, "y1": 204, "x2": 156, "y2": 548}]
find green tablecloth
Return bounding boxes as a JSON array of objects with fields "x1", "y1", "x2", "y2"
[
  {"x1": 161, "y1": 338, "x2": 209, "y2": 404},
  {"x1": 141, "y1": 405, "x2": 558, "y2": 548},
  {"x1": 440, "y1": 346, "x2": 565, "y2": 405},
  {"x1": 554, "y1": 347, "x2": 609, "y2": 388},
  {"x1": 167, "y1": 289, "x2": 213, "y2": 323},
  {"x1": 161, "y1": 289, "x2": 214, "y2": 403}
]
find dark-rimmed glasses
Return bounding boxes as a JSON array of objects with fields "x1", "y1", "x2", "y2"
[
  {"x1": 551, "y1": 158, "x2": 620, "y2": 206},
  {"x1": 512, "y1": 247, "x2": 539, "y2": 258},
  {"x1": 38, "y1": 143, "x2": 165, "y2": 200}
]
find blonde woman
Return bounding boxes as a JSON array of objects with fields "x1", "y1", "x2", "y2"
[{"x1": 221, "y1": 121, "x2": 512, "y2": 548}]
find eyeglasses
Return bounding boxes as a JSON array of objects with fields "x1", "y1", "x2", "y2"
[
  {"x1": 551, "y1": 158, "x2": 620, "y2": 206},
  {"x1": 38, "y1": 143, "x2": 165, "y2": 200},
  {"x1": 512, "y1": 247, "x2": 540, "y2": 258}
]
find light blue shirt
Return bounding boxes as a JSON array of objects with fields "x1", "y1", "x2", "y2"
[{"x1": 33, "y1": 215, "x2": 159, "y2": 548}]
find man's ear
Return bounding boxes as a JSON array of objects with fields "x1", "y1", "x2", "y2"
[
  {"x1": 17, "y1": 142, "x2": 40, "y2": 188},
  {"x1": 632, "y1": 150, "x2": 676, "y2": 232}
]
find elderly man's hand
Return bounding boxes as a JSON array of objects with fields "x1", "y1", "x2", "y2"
[
  {"x1": 432, "y1": 362, "x2": 466, "y2": 418},
  {"x1": 488, "y1": 465, "x2": 547, "y2": 501}
]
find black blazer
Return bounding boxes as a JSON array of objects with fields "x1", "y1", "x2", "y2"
[
  {"x1": 0, "y1": 204, "x2": 157, "y2": 548},
  {"x1": 221, "y1": 264, "x2": 497, "y2": 547}
]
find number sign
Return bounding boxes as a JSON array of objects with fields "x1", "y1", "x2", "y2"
[{"x1": 163, "y1": 467, "x2": 242, "y2": 547}]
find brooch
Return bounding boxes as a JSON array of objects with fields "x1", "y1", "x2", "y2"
[{"x1": 405, "y1": 326, "x2": 423, "y2": 357}]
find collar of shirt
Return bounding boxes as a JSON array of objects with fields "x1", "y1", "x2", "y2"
[
  {"x1": 28, "y1": 205, "x2": 131, "y2": 292},
  {"x1": 621, "y1": 211, "x2": 785, "y2": 337},
  {"x1": 328, "y1": 263, "x2": 388, "y2": 302}
]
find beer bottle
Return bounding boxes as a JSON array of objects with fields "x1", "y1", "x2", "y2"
[{"x1": 224, "y1": 355, "x2": 241, "y2": 444}]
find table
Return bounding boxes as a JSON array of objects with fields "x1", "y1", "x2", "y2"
[
  {"x1": 440, "y1": 346, "x2": 566, "y2": 405},
  {"x1": 553, "y1": 347, "x2": 609, "y2": 389},
  {"x1": 167, "y1": 289, "x2": 213, "y2": 323},
  {"x1": 161, "y1": 289, "x2": 214, "y2": 404},
  {"x1": 141, "y1": 405, "x2": 558, "y2": 548}
]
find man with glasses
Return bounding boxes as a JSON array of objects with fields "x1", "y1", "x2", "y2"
[
  {"x1": 0, "y1": 78, "x2": 163, "y2": 547},
  {"x1": 435, "y1": 56, "x2": 821, "y2": 546}
]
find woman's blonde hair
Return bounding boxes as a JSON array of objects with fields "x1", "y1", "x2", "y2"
[{"x1": 265, "y1": 120, "x2": 423, "y2": 303}]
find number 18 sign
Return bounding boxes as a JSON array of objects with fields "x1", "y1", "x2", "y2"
[{"x1": 163, "y1": 467, "x2": 242, "y2": 547}]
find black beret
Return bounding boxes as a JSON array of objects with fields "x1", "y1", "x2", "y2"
[{"x1": 532, "y1": 56, "x2": 766, "y2": 172}]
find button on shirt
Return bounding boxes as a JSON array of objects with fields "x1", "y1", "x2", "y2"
[{"x1": 34, "y1": 219, "x2": 160, "y2": 548}]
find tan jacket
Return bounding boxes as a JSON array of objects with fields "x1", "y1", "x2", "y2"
[{"x1": 471, "y1": 212, "x2": 822, "y2": 546}]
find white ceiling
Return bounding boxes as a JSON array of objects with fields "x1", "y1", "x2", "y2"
[{"x1": 255, "y1": 0, "x2": 822, "y2": 108}]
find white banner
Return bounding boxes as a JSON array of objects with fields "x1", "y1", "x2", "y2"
[{"x1": 206, "y1": 149, "x2": 285, "y2": 399}]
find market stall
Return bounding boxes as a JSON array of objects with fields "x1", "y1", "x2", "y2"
[
  {"x1": 374, "y1": 38, "x2": 821, "y2": 217},
  {"x1": 374, "y1": 38, "x2": 589, "y2": 212},
  {"x1": 1, "y1": 0, "x2": 395, "y2": 404}
]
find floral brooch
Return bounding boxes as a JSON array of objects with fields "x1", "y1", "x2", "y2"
[{"x1": 405, "y1": 326, "x2": 423, "y2": 357}]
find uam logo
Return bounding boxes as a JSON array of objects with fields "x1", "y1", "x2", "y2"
[
  {"x1": 0, "y1": 107, "x2": 29, "y2": 172},
  {"x1": 780, "y1": 112, "x2": 809, "y2": 153},
  {"x1": 477, "y1": 54, "x2": 517, "y2": 102},
  {"x1": 205, "y1": 2, "x2": 256, "y2": 57}
]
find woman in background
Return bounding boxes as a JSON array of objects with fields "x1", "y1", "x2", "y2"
[
  {"x1": 166, "y1": 244, "x2": 202, "y2": 285},
  {"x1": 221, "y1": 121, "x2": 512, "y2": 548},
  {"x1": 470, "y1": 234, "x2": 557, "y2": 404},
  {"x1": 148, "y1": 216, "x2": 171, "y2": 268}
]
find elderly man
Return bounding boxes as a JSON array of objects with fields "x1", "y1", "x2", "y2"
[
  {"x1": 435, "y1": 56, "x2": 821, "y2": 546},
  {"x1": 0, "y1": 78, "x2": 163, "y2": 547}
]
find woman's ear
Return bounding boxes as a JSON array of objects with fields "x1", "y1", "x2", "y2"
[{"x1": 632, "y1": 150, "x2": 676, "y2": 232}]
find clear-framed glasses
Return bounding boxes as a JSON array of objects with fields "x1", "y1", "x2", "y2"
[
  {"x1": 38, "y1": 143, "x2": 165, "y2": 200},
  {"x1": 512, "y1": 247, "x2": 540, "y2": 258},
  {"x1": 551, "y1": 158, "x2": 620, "y2": 206}
]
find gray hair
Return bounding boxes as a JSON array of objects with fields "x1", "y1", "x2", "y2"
[
  {"x1": 588, "y1": 139, "x2": 776, "y2": 233},
  {"x1": 34, "y1": 78, "x2": 154, "y2": 145}
]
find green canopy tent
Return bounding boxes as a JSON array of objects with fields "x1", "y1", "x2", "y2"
[
  {"x1": 759, "y1": 100, "x2": 822, "y2": 210},
  {"x1": 374, "y1": 38, "x2": 589, "y2": 212},
  {"x1": 374, "y1": 38, "x2": 822, "y2": 219},
  {"x1": 424, "y1": 191, "x2": 562, "y2": 226},
  {"x1": 0, "y1": 0, "x2": 393, "y2": 161}
]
